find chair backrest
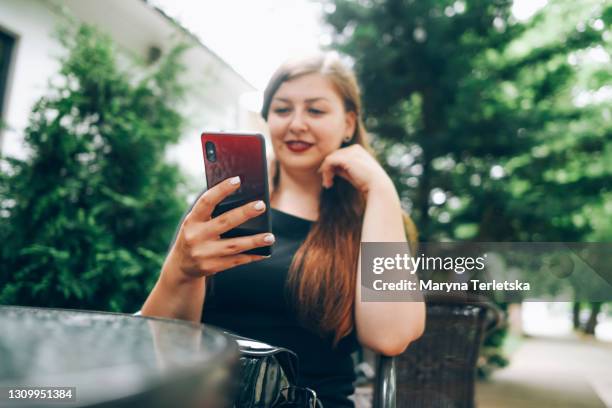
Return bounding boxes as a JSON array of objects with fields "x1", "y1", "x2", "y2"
[{"x1": 392, "y1": 295, "x2": 501, "y2": 408}]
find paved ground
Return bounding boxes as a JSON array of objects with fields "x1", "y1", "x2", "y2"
[{"x1": 476, "y1": 335, "x2": 612, "y2": 408}]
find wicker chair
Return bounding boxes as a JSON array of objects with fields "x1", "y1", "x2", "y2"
[{"x1": 372, "y1": 293, "x2": 502, "y2": 408}]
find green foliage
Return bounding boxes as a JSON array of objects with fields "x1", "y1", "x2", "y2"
[
  {"x1": 324, "y1": 0, "x2": 611, "y2": 376},
  {"x1": 324, "y1": 0, "x2": 611, "y2": 242},
  {"x1": 0, "y1": 24, "x2": 188, "y2": 312}
]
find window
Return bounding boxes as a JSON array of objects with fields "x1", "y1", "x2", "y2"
[{"x1": 0, "y1": 30, "x2": 16, "y2": 153}]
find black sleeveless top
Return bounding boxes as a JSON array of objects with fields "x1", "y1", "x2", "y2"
[{"x1": 202, "y1": 208, "x2": 359, "y2": 407}]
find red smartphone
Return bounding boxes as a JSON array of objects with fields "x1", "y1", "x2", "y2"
[{"x1": 201, "y1": 131, "x2": 272, "y2": 256}]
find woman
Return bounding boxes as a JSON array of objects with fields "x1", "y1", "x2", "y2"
[{"x1": 141, "y1": 53, "x2": 425, "y2": 407}]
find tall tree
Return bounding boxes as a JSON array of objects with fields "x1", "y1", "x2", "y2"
[
  {"x1": 324, "y1": 0, "x2": 610, "y2": 242},
  {"x1": 0, "y1": 24, "x2": 188, "y2": 312}
]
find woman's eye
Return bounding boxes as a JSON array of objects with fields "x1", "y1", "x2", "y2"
[
  {"x1": 309, "y1": 108, "x2": 325, "y2": 115},
  {"x1": 273, "y1": 107, "x2": 290, "y2": 114}
]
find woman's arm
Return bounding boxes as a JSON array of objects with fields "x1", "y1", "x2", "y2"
[
  {"x1": 354, "y1": 179, "x2": 426, "y2": 356},
  {"x1": 318, "y1": 145, "x2": 426, "y2": 355},
  {"x1": 140, "y1": 177, "x2": 274, "y2": 323},
  {"x1": 141, "y1": 253, "x2": 207, "y2": 322}
]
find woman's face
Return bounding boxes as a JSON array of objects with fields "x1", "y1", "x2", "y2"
[{"x1": 267, "y1": 73, "x2": 356, "y2": 173}]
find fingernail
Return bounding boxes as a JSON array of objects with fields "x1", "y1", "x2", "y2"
[
  {"x1": 229, "y1": 176, "x2": 241, "y2": 185},
  {"x1": 254, "y1": 200, "x2": 265, "y2": 211},
  {"x1": 264, "y1": 234, "x2": 275, "y2": 243}
]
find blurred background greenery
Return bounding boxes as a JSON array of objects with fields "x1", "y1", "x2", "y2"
[{"x1": 324, "y1": 0, "x2": 610, "y2": 243}]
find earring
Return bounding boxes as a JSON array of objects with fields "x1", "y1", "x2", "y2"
[{"x1": 343, "y1": 135, "x2": 352, "y2": 143}]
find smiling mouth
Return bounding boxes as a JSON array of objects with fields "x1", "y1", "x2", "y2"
[{"x1": 285, "y1": 141, "x2": 313, "y2": 153}]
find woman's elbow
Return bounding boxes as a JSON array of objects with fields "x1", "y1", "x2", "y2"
[
  {"x1": 380, "y1": 341, "x2": 410, "y2": 356},
  {"x1": 364, "y1": 335, "x2": 411, "y2": 356},
  {"x1": 361, "y1": 325, "x2": 425, "y2": 356},
  {"x1": 393, "y1": 315, "x2": 426, "y2": 354},
  {"x1": 358, "y1": 303, "x2": 427, "y2": 356}
]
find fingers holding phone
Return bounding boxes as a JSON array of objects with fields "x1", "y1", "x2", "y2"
[
  {"x1": 211, "y1": 231, "x2": 275, "y2": 256},
  {"x1": 172, "y1": 176, "x2": 274, "y2": 280},
  {"x1": 189, "y1": 175, "x2": 242, "y2": 222}
]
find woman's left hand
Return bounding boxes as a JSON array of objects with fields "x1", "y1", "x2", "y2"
[{"x1": 318, "y1": 145, "x2": 393, "y2": 195}]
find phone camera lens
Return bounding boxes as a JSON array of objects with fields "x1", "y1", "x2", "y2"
[{"x1": 205, "y1": 141, "x2": 217, "y2": 162}]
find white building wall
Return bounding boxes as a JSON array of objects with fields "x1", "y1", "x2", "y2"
[
  {"x1": 0, "y1": 0, "x2": 264, "y2": 186},
  {"x1": 0, "y1": 0, "x2": 65, "y2": 160}
]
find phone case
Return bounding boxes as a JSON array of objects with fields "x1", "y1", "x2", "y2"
[{"x1": 201, "y1": 131, "x2": 272, "y2": 256}]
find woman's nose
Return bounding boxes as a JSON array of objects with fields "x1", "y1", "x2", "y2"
[{"x1": 289, "y1": 110, "x2": 308, "y2": 133}]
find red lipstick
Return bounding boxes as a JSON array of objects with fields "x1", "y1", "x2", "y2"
[{"x1": 286, "y1": 141, "x2": 313, "y2": 153}]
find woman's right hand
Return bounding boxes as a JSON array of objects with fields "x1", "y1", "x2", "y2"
[{"x1": 168, "y1": 176, "x2": 275, "y2": 280}]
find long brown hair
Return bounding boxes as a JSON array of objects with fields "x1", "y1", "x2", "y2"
[{"x1": 262, "y1": 53, "x2": 417, "y2": 346}]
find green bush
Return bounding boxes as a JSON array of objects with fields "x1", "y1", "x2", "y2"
[{"x1": 0, "y1": 24, "x2": 188, "y2": 313}]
